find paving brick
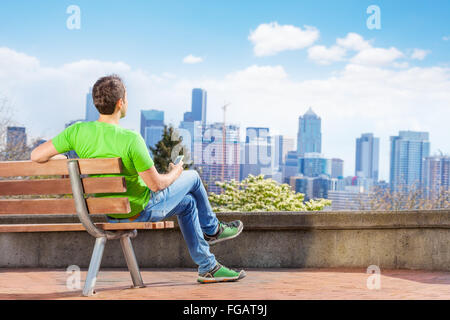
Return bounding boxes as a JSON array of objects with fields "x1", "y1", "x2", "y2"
[{"x1": 0, "y1": 268, "x2": 449, "y2": 300}]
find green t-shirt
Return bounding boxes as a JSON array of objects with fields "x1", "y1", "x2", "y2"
[{"x1": 52, "y1": 121, "x2": 154, "y2": 219}]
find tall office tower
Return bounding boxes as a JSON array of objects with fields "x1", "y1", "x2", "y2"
[
  {"x1": 282, "y1": 137, "x2": 295, "y2": 163},
  {"x1": 390, "y1": 131, "x2": 430, "y2": 191},
  {"x1": 240, "y1": 127, "x2": 272, "y2": 180},
  {"x1": 422, "y1": 155, "x2": 450, "y2": 199},
  {"x1": 85, "y1": 87, "x2": 99, "y2": 122},
  {"x1": 331, "y1": 158, "x2": 344, "y2": 179},
  {"x1": 327, "y1": 188, "x2": 370, "y2": 210},
  {"x1": 180, "y1": 88, "x2": 208, "y2": 151},
  {"x1": 6, "y1": 126, "x2": 27, "y2": 150},
  {"x1": 282, "y1": 151, "x2": 299, "y2": 183},
  {"x1": 297, "y1": 107, "x2": 321, "y2": 156},
  {"x1": 355, "y1": 133, "x2": 380, "y2": 181},
  {"x1": 298, "y1": 152, "x2": 331, "y2": 178},
  {"x1": 190, "y1": 88, "x2": 207, "y2": 125},
  {"x1": 140, "y1": 110, "x2": 165, "y2": 154},
  {"x1": 273, "y1": 135, "x2": 284, "y2": 170},
  {"x1": 178, "y1": 120, "x2": 201, "y2": 157},
  {"x1": 290, "y1": 175, "x2": 332, "y2": 201},
  {"x1": 195, "y1": 122, "x2": 240, "y2": 194}
]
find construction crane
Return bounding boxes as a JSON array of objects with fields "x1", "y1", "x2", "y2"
[{"x1": 221, "y1": 102, "x2": 231, "y2": 182}]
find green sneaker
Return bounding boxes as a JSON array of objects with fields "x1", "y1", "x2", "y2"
[
  {"x1": 204, "y1": 220, "x2": 243, "y2": 245},
  {"x1": 198, "y1": 263, "x2": 246, "y2": 283}
]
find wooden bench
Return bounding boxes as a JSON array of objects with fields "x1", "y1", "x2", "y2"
[{"x1": 0, "y1": 157, "x2": 174, "y2": 296}]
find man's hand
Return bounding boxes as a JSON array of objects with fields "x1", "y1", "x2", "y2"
[
  {"x1": 138, "y1": 160, "x2": 184, "y2": 193},
  {"x1": 50, "y1": 154, "x2": 68, "y2": 160},
  {"x1": 169, "y1": 160, "x2": 184, "y2": 174}
]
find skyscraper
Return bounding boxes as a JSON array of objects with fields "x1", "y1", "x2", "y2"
[
  {"x1": 331, "y1": 158, "x2": 344, "y2": 179},
  {"x1": 85, "y1": 87, "x2": 99, "y2": 122},
  {"x1": 190, "y1": 88, "x2": 207, "y2": 125},
  {"x1": 179, "y1": 120, "x2": 201, "y2": 157},
  {"x1": 273, "y1": 135, "x2": 284, "y2": 170},
  {"x1": 195, "y1": 122, "x2": 240, "y2": 194},
  {"x1": 290, "y1": 175, "x2": 333, "y2": 201},
  {"x1": 282, "y1": 137, "x2": 295, "y2": 164},
  {"x1": 422, "y1": 155, "x2": 449, "y2": 199},
  {"x1": 298, "y1": 153, "x2": 330, "y2": 178},
  {"x1": 180, "y1": 88, "x2": 208, "y2": 154},
  {"x1": 355, "y1": 133, "x2": 379, "y2": 181},
  {"x1": 282, "y1": 151, "x2": 299, "y2": 183},
  {"x1": 390, "y1": 131, "x2": 430, "y2": 191},
  {"x1": 240, "y1": 127, "x2": 272, "y2": 180},
  {"x1": 297, "y1": 107, "x2": 321, "y2": 156},
  {"x1": 140, "y1": 109, "x2": 165, "y2": 154}
]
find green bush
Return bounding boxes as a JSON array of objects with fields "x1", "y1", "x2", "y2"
[{"x1": 208, "y1": 174, "x2": 331, "y2": 212}]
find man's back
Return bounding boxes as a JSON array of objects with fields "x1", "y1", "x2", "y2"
[{"x1": 52, "y1": 120, "x2": 154, "y2": 219}]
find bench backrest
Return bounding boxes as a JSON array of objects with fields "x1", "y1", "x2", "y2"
[{"x1": 0, "y1": 158, "x2": 131, "y2": 215}]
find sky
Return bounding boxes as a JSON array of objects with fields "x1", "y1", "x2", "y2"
[{"x1": 0, "y1": 0, "x2": 449, "y2": 181}]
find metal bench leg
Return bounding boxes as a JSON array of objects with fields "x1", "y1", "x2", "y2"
[
  {"x1": 120, "y1": 235, "x2": 145, "y2": 288},
  {"x1": 83, "y1": 236, "x2": 107, "y2": 296}
]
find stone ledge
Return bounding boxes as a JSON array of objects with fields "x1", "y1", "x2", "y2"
[
  {"x1": 2, "y1": 209, "x2": 449, "y2": 230},
  {"x1": 0, "y1": 209, "x2": 449, "y2": 271}
]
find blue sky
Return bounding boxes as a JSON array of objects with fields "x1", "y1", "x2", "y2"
[
  {"x1": 1, "y1": 0, "x2": 449, "y2": 77},
  {"x1": 0, "y1": 0, "x2": 449, "y2": 180}
]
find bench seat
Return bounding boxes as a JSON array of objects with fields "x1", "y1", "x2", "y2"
[
  {"x1": 0, "y1": 157, "x2": 173, "y2": 296},
  {"x1": 0, "y1": 221, "x2": 174, "y2": 233}
]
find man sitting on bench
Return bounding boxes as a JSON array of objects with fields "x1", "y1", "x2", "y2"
[{"x1": 30, "y1": 74, "x2": 246, "y2": 283}]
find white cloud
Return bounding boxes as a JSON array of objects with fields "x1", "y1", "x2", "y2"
[
  {"x1": 393, "y1": 61, "x2": 410, "y2": 69},
  {"x1": 410, "y1": 48, "x2": 430, "y2": 60},
  {"x1": 248, "y1": 22, "x2": 319, "y2": 56},
  {"x1": 443, "y1": 36, "x2": 450, "y2": 41},
  {"x1": 182, "y1": 54, "x2": 203, "y2": 64},
  {"x1": 1, "y1": 47, "x2": 449, "y2": 182},
  {"x1": 350, "y1": 47, "x2": 404, "y2": 67},
  {"x1": 307, "y1": 45, "x2": 347, "y2": 65},
  {"x1": 336, "y1": 32, "x2": 371, "y2": 51}
]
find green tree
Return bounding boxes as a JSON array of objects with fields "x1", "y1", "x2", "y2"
[
  {"x1": 149, "y1": 125, "x2": 192, "y2": 173},
  {"x1": 208, "y1": 174, "x2": 332, "y2": 212}
]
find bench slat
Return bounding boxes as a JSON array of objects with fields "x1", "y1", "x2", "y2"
[
  {"x1": 0, "y1": 177, "x2": 127, "y2": 195},
  {"x1": 0, "y1": 221, "x2": 174, "y2": 232},
  {"x1": 0, "y1": 158, "x2": 123, "y2": 177},
  {"x1": 0, "y1": 198, "x2": 131, "y2": 215}
]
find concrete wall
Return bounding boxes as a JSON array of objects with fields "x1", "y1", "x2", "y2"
[{"x1": 0, "y1": 209, "x2": 449, "y2": 271}]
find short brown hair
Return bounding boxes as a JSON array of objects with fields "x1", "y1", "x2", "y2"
[{"x1": 92, "y1": 74, "x2": 126, "y2": 115}]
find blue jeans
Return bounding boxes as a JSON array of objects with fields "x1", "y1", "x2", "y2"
[{"x1": 107, "y1": 170, "x2": 219, "y2": 274}]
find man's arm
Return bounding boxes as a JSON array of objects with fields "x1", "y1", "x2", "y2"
[
  {"x1": 30, "y1": 140, "x2": 67, "y2": 163},
  {"x1": 138, "y1": 161, "x2": 184, "y2": 193}
]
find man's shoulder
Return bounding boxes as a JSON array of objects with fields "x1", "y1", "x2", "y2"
[
  {"x1": 71, "y1": 121, "x2": 143, "y2": 142},
  {"x1": 119, "y1": 127, "x2": 141, "y2": 139},
  {"x1": 113, "y1": 127, "x2": 144, "y2": 148}
]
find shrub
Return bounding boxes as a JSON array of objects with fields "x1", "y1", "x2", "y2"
[{"x1": 208, "y1": 174, "x2": 331, "y2": 212}]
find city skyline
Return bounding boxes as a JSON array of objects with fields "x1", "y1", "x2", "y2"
[
  {"x1": 4, "y1": 84, "x2": 448, "y2": 186},
  {"x1": 0, "y1": 1, "x2": 449, "y2": 181},
  {"x1": 12, "y1": 85, "x2": 444, "y2": 197}
]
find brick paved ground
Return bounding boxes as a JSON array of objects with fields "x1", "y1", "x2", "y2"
[{"x1": 0, "y1": 268, "x2": 449, "y2": 300}]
